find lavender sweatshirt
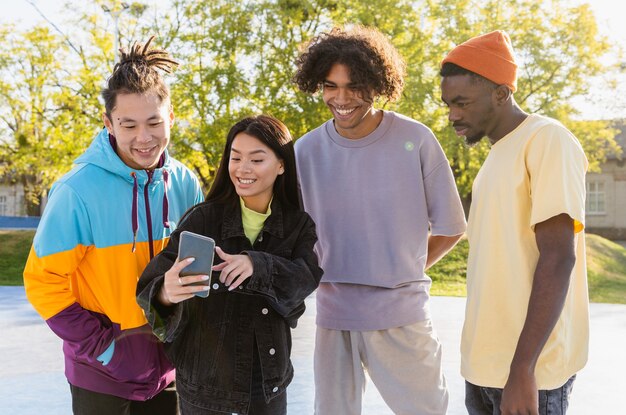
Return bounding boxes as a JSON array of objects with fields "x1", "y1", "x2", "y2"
[{"x1": 295, "y1": 111, "x2": 466, "y2": 330}]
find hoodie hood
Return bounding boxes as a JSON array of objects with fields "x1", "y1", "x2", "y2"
[
  {"x1": 75, "y1": 128, "x2": 172, "y2": 185},
  {"x1": 75, "y1": 128, "x2": 172, "y2": 254}
]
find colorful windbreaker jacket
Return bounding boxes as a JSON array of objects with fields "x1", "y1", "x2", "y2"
[{"x1": 23, "y1": 128, "x2": 204, "y2": 400}]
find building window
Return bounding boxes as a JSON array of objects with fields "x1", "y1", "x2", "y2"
[
  {"x1": 0, "y1": 195, "x2": 6, "y2": 216},
  {"x1": 586, "y1": 181, "x2": 605, "y2": 214}
]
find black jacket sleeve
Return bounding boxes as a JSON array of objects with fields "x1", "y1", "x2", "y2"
[
  {"x1": 136, "y1": 207, "x2": 204, "y2": 342},
  {"x1": 244, "y1": 214, "x2": 323, "y2": 321}
]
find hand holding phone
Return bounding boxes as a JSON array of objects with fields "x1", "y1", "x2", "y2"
[{"x1": 177, "y1": 231, "x2": 216, "y2": 298}]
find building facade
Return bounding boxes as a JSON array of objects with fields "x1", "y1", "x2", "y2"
[
  {"x1": 0, "y1": 182, "x2": 27, "y2": 216},
  {"x1": 585, "y1": 121, "x2": 626, "y2": 240}
]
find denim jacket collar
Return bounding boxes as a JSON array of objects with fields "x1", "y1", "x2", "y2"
[{"x1": 221, "y1": 197, "x2": 285, "y2": 240}]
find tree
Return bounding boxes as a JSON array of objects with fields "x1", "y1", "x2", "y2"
[
  {"x1": 0, "y1": 26, "x2": 80, "y2": 215},
  {"x1": 0, "y1": 2, "x2": 158, "y2": 214},
  {"x1": 0, "y1": 0, "x2": 621, "y2": 210},
  {"x1": 158, "y1": 0, "x2": 619, "y2": 202},
  {"x1": 144, "y1": 0, "x2": 335, "y2": 190},
  {"x1": 325, "y1": 0, "x2": 614, "y2": 204}
]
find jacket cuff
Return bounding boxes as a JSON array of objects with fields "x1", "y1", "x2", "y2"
[
  {"x1": 243, "y1": 250, "x2": 273, "y2": 294},
  {"x1": 138, "y1": 276, "x2": 183, "y2": 342}
]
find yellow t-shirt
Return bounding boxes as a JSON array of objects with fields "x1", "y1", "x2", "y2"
[
  {"x1": 462, "y1": 114, "x2": 589, "y2": 389},
  {"x1": 240, "y1": 197, "x2": 271, "y2": 245}
]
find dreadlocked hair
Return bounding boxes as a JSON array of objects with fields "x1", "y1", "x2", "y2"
[{"x1": 102, "y1": 36, "x2": 179, "y2": 118}]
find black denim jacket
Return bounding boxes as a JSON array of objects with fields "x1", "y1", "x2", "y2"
[{"x1": 136, "y1": 198, "x2": 323, "y2": 414}]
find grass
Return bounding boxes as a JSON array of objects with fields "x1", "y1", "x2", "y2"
[
  {"x1": 428, "y1": 234, "x2": 626, "y2": 304},
  {"x1": 585, "y1": 233, "x2": 626, "y2": 304},
  {"x1": 2, "y1": 230, "x2": 625, "y2": 304},
  {"x1": 428, "y1": 238, "x2": 469, "y2": 297},
  {"x1": 0, "y1": 230, "x2": 35, "y2": 286}
]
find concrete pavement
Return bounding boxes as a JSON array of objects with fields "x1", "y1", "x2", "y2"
[{"x1": 1, "y1": 286, "x2": 625, "y2": 414}]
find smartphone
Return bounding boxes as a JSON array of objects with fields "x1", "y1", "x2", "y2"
[{"x1": 178, "y1": 230, "x2": 215, "y2": 298}]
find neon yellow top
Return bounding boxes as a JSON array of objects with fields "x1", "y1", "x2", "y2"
[{"x1": 240, "y1": 197, "x2": 271, "y2": 245}]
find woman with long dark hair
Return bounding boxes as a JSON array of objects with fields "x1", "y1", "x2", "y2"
[{"x1": 137, "y1": 115, "x2": 322, "y2": 414}]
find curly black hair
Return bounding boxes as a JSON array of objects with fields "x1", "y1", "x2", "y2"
[
  {"x1": 293, "y1": 26, "x2": 406, "y2": 101},
  {"x1": 102, "y1": 36, "x2": 179, "y2": 118}
]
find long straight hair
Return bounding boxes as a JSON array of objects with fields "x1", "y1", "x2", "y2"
[{"x1": 206, "y1": 115, "x2": 301, "y2": 210}]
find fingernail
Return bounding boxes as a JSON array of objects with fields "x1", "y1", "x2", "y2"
[
  {"x1": 201, "y1": 275, "x2": 209, "y2": 281},
  {"x1": 187, "y1": 257, "x2": 196, "y2": 262}
]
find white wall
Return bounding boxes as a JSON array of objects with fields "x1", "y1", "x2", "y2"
[{"x1": 0, "y1": 183, "x2": 26, "y2": 216}]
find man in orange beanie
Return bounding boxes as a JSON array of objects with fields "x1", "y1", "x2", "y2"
[{"x1": 440, "y1": 30, "x2": 589, "y2": 415}]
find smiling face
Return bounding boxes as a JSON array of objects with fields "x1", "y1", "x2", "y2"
[
  {"x1": 322, "y1": 63, "x2": 381, "y2": 140},
  {"x1": 102, "y1": 92, "x2": 174, "y2": 170},
  {"x1": 440, "y1": 74, "x2": 498, "y2": 145},
  {"x1": 228, "y1": 132, "x2": 284, "y2": 213}
]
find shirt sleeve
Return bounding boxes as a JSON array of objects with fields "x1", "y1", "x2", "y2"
[
  {"x1": 24, "y1": 182, "x2": 93, "y2": 319},
  {"x1": 525, "y1": 124, "x2": 588, "y2": 233},
  {"x1": 23, "y1": 182, "x2": 117, "y2": 363}
]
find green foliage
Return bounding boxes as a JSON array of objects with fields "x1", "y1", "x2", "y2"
[
  {"x1": 568, "y1": 120, "x2": 622, "y2": 173},
  {"x1": 0, "y1": 230, "x2": 35, "y2": 285},
  {"x1": 152, "y1": 0, "x2": 334, "y2": 189},
  {"x1": 0, "y1": 17, "x2": 109, "y2": 214},
  {"x1": 0, "y1": 27, "x2": 69, "y2": 213},
  {"x1": 420, "y1": 0, "x2": 616, "y2": 199},
  {"x1": 0, "y1": 0, "x2": 622, "y2": 200}
]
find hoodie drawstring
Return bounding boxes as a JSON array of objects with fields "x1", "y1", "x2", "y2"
[
  {"x1": 129, "y1": 170, "x2": 171, "y2": 256},
  {"x1": 131, "y1": 172, "x2": 138, "y2": 253},
  {"x1": 162, "y1": 170, "x2": 170, "y2": 229},
  {"x1": 113, "y1": 137, "x2": 170, "y2": 255}
]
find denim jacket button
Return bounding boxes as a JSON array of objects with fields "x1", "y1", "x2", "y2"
[
  {"x1": 272, "y1": 386, "x2": 278, "y2": 393},
  {"x1": 269, "y1": 348, "x2": 276, "y2": 355},
  {"x1": 261, "y1": 308, "x2": 269, "y2": 315}
]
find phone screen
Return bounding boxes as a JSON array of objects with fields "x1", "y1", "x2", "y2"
[{"x1": 177, "y1": 230, "x2": 216, "y2": 298}]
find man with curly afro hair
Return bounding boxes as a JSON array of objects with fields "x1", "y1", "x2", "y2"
[{"x1": 293, "y1": 25, "x2": 466, "y2": 415}]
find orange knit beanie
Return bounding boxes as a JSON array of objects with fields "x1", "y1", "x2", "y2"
[{"x1": 441, "y1": 30, "x2": 518, "y2": 92}]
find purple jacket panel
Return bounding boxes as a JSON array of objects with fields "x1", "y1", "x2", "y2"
[{"x1": 47, "y1": 303, "x2": 175, "y2": 400}]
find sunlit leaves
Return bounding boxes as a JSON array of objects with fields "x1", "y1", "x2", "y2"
[{"x1": 0, "y1": 0, "x2": 621, "y2": 211}]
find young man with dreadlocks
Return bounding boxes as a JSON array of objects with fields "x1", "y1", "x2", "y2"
[
  {"x1": 293, "y1": 26, "x2": 467, "y2": 414},
  {"x1": 24, "y1": 36, "x2": 203, "y2": 414}
]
